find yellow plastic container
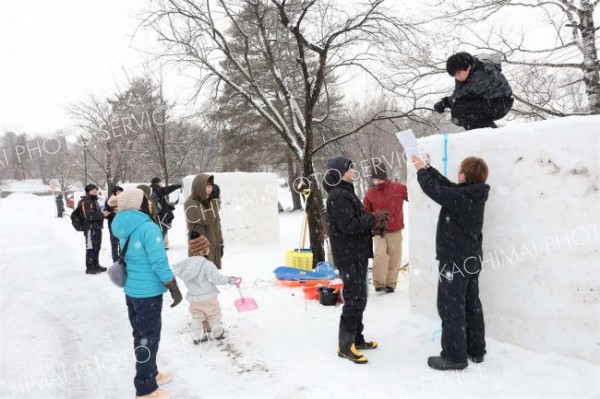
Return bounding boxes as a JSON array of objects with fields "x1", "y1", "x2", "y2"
[{"x1": 285, "y1": 249, "x2": 313, "y2": 270}]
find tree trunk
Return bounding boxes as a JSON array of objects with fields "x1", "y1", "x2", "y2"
[
  {"x1": 286, "y1": 151, "x2": 302, "y2": 211},
  {"x1": 305, "y1": 172, "x2": 326, "y2": 268},
  {"x1": 303, "y1": 128, "x2": 325, "y2": 268},
  {"x1": 579, "y1": 3, "x2": 600, "y2": 114}
]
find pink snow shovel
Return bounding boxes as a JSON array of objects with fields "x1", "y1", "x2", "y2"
[{"x1": 234, "y1": 282, "x2": 258, "y2": 312}]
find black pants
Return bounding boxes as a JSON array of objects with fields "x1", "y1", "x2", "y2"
[
  {"x1": 108, "y1": 225, "x2": 120, "y2": 263},
  {"x1": 437, "y1": 258, "x2": 486, "y2": 363},
  {"x1": 126, "y1": 294, "x2": 162, "y2": 396},
  {"x1": 339, "y1": 259, "x2": 369, "y2": 344},
  {"x1": 451, "y1": 97, "x2": 513, "y2": 130},
  {"x1": 84, "y1": 229, "x2": 102, "y2": 269}
]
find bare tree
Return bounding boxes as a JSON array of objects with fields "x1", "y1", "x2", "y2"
[
  {"x1": 67, "y1": 95, "x2": 130, "y2": 189},
  {"x1": 145, "y1": 0, "x2": 426, "y2": 265},
  {"x1": 407, "y1": 0, "x2": 600, "y2": 117}
]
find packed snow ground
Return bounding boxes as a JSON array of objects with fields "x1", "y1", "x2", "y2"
[{"x1": 0, "y1": 193, "x2": 598, "y2": 399}]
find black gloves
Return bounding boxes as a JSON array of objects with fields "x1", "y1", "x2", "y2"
[
  {"x1": 372, "y1": 211, "x2": 389, "y2": 224},
  {"x1": 371, "y1": 211, "x2": 389, "y2": 237},
  {"x1": 164, "y1": 278, "x2": 183, "y2": 308},
  {"x1": 434, "y1": 97, "x2": 451, "y2": 113}
]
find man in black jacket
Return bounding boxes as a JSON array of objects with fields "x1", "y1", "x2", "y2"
[
  {"x1": 412, "y1": 154, "x2": 490, "y2": 371},
  {"x1": 434, "y1": 52, "x2": 513, "y2": 130},
  {"x1": 79, "y1": 184, "x2": 109, "y2": 274},
  {"x1": 150, "y1": 177, "x2": 182, "y2": 249},
  {"x1": 324, "y1": 156, "x2": 388, "y2": 364}
]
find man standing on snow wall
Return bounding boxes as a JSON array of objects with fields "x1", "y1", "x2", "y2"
[{"x1": 323, "y1": 156, "x2": 388, "y2": 364}]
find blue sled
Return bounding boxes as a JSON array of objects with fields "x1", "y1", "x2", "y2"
[{"x1": 274, "y1": 262, "x2": 336, "y2": 281}]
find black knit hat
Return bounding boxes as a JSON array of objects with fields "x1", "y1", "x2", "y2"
[
  {"x1": 84, "y1": 183, "x2": 98, "y2": 194},
  {"x1": 151, "y1": 177, "x2": 161, "y2": 185},
  {"x1": 326, "y1": 156, "x2": 353, "y2": 177}
]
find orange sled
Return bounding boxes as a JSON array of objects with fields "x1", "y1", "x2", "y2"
[{"x1": 277, "y1": 279, "x2": 331, "y2": 288}]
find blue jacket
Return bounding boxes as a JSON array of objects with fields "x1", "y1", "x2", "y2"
[{"x1": 112, "y1": 210, "x2": 175, "y2": 298}]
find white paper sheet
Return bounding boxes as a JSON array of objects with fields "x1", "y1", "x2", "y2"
[{"x1": 395, "y1": 129, "x2": 424, "y2": 160}]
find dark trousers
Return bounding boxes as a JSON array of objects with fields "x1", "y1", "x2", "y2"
[
  {"x1": 108, "y1": 225, "x2": 120, "y2": 263},
  {"x1": 339, "y1": 259, "x2": 369, "y2": 344},
  {"x1": 451, "y1": 97, "x2": 513, "y2": 130},
  {"x1": 126, "y1": 294, "x2": 162, "y2": 396},
  {"x1": 84, "y1": 229, "x2": 102, "y2": 269},
  {"x1": 437, "y1": 258, "x2": 486, "y2": 363}
]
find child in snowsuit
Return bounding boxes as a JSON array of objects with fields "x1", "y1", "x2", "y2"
[
  {"x1": 171, "y1": 232, "x2": 240, "y2": 343},
  {"x1": 412, "y1": 154, "x2": 489, "y2": 371},
  {"x1": 434, "y1": 52, "x2": 513, "y2": 130},
  {"x1": 323, "y1": 156, "x2": 389, "y2": 364}
]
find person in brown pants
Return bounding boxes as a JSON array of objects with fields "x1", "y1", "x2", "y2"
[{"x1": 363, "y1": 165, "x2": 408, "y2": 293}]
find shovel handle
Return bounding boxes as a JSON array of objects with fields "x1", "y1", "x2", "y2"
[{"x1": 235, "y1": 283, "x2": 245, "y2": 300}]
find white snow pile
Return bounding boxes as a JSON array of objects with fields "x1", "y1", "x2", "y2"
[
  {"x1": 408, "y1": 115, "x2": 600, "y2": 365},
  {"x1": 183, "y1": 172, "x2": 280, "y2": 244}
]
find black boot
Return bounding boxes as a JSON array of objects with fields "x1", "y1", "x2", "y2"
[
  {"x1": 468, "y1": 354, "x2": 485, "y2": 363},
  {"x1": 94, "y1": 261, "x2": 107, "y2": 272},
  {"x1": 427, "y1": 356, "x2": 468, "y2": 371},
  {"x1": 338, "y1": 330, "x2": 368, "y2": 364},
  {"x1": 384, "y1": 286, "x2": 395, "y2": 293},
  {"x1": 355, "y1": 340, "x2": 378, "y2": 350},
  {"x1": 85, "y1": 267, "x2": 101, "y2": 275}
]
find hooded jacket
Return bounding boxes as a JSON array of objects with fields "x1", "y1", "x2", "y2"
[
  {"x1": 324, "y1": 157, "x2": 375, "y2": 266},
  {"x1": 112, "y1": 209, "x2": 175, "y2": 298},
  {"x1": 184, "y1": 174, "x2": 224, "y2": 268},
  {"x1": 171, "y1": 256, "x2": 232, "y2": 302},
  {"x1": 417, "y1": 166, "x2": 490, "y2": 262},
  {"x1": 450, "y1": 57, "x2": 512, "y2": 102}
]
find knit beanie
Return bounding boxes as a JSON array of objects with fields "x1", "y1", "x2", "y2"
[
  {"x1": 117, "y1": 189, "x2": 145, "y2": 211},
  {"x1": 189, "y1": 235, "x2": 210, "y2": 256},
  {"x1": 326, "y1": 156, "x2": 352, "y2": 177}
]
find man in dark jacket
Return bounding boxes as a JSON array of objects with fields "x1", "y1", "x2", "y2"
[
  {"x1": 79, "y1": 184, "x2": 109, "y2": 274},
  {"x1": 150, "y1": 177, "x2": 182, "y2": 249},
  {"x1": 55, "y1": 194, "x2": 65, "y2": 218},
  {"x1": 412, "y1": 154, "x2": 490, "y2": 371},
  {"x1": 434, "y1": 52, "x2": 513, "y2": 130},
  {"x1": 324, "y1": 156, "x2": 388, "y2": 364}
]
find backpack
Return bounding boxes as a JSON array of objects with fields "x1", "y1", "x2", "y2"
[
  {"x1": 475, "y1": 52, "x2": 503, "y2": 71},
  {"x1": 71, "y1": 201, "x2": 86, "y2": 231},
  {"x1": 151, "y1": 191, "x2": 163, "y2": 213}
]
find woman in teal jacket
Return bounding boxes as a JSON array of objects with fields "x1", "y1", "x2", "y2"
[{"x1": 112, "y1": 189, "x2": 182, "y2": 399}]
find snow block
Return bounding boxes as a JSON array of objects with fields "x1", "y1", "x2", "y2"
[
  {"x1": 182, "y1": 172, "x2": 280, "y2": 244},
  {"x1": 407, "y1": 116, "x2": 600, "y2": 365}
]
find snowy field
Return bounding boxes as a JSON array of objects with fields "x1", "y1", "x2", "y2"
[{"x1": 0, "y1": 193, "x2": 599, "y2": 399}]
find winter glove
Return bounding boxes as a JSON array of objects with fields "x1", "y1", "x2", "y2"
[
  {"x1": 164, "y1": 278, "x2": 183, "y2": 308},
  {"x1": 433, "y1": 100, "x2": 446, "y2": 113},
  {"x1": 229, "y1": 276, "x2": 242, "y2": 285},
  {"x1": 372, "y1": 210, "x2": 389, "y2": 224}
]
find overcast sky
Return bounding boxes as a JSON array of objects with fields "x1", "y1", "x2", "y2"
[
  {"x1": 0, "y1": 0, "x2": 150, "y2": 134},
  {"x1": 1, "y1": 1, "x2": 588, "y2": 135}
]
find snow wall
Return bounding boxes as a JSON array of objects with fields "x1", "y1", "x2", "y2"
[
  {"x1": 407, "y1": 116, "x2": 600, "y2": 365},
  {"x1": 182, "y1": 172, "x2": 280, "y2": 244}
]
